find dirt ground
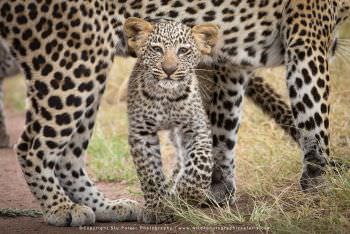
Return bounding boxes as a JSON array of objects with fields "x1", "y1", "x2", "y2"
[{"x1": 0, "y1": 110, "x2": 263, "y2": 234}]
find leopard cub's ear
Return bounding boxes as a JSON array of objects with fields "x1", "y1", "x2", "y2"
[
  {"x1": 124, "y1": 17, "x2": 154, "y2": 53},
  {"x1": 192, "y1": 23, "x2": 220, "y2": 55}
]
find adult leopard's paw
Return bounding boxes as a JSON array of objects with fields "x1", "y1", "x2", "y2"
[
  {"x1": 95, "y1": 199, "x2": 141, "y2": 222},
  {"x1": 300, "y1": 167, "x2": 326, "y2": 192},
  {"x1": 45, "y1": 203, "x2": 95, "y2": 227},
  {"x1": 138, "y1": 207, "x2": 175, "y2": 224},
  {"x1": 207, "y1": 180, "x2": 236, "y2": 207},
  {"x1": 300, "y1": 157, "x2": 327, "y2": 192}
]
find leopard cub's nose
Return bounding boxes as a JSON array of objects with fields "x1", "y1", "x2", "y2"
[{"x1": 161, "y1": 61, "x2": 178, "y2": 77}]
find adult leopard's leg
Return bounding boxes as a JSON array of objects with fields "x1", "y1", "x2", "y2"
[
  {"x1": 0, "y1": 0, "x2": 140, "y2": 226},
  {"x1": 56, "y1": 97, "x2": 140, "y2": 222},
  {"x1": 282, "y1": 0, "x2": 336, "y2": 191},
  {"x1": 208, "y1": 64, "x2": 250, "y2": 205},
  {"x1": 0, "y1": 18, "x2": 94, "y2": 228},
  {"x1": 14, "y1": 82, "x2": 95, "y2": 226},
  {"x1": 247, "y1": 76, "x2": 349, "y2": 169},
  {"x1": 246, "y1": 76, "x2": 298, "y2": 143},
  {"x1": 198, "y1": 66, "x2": 298, "y2": 144}
]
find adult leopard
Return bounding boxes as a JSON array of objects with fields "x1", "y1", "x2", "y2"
[{"x1": 0, "y1": 0, "x2": 349, "y2": 226}]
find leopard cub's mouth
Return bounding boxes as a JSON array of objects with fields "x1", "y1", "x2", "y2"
[
  {"x1": 157, "y1": 78, "x2": 180, "y2": 89},
  {"x1": 151, "y1": 73, "x2": 190, "y2": 90}
]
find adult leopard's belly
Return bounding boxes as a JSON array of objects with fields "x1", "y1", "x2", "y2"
[{"x1": 116, "y1": 0, "x2": 287, "y2": 69}]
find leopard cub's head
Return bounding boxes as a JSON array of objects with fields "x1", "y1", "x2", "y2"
[{"x1": 124, "y1": 17, "x2": 218, "y2": 89}]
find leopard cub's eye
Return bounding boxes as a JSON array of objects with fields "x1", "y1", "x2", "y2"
[
  {"x1": 178, "y1": 47, "x2": 190, "y2": 55},
  {"x1": 152, "y1": 46, "x2": 163, "y2": 54}
]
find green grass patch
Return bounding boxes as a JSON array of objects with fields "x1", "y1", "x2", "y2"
[
  {"x1": 88, "y1": 127, "x2": 137, "y2": 183},
  {"x1": 3, "y1": 74, "x2": 25, "y2": 112}
]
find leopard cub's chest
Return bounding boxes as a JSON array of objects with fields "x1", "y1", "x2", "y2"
[{"x1": 141, "y1": 96, "x2": 195, "y2": 130}]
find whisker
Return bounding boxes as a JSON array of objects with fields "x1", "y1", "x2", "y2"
[
  {"x1": 192, "y1": 68, "x2": 216, "y2": 72},
  {"x1": 337, "y1": 43, "x2": 350, "y2": 52},
  {"x1": 337, "y1": 41, "x2": 350, "y2": 46},
  {"x1": 338, "y1": 48, "x2": 350, "y2": 57},
  {"x1": 197, "y1": 75, "x2": 216, "y2": 85},
  {"x1": 338, "y1": 51, "x2": 350, "y2": 59},
  {"x1": 338, "y1": 43, "x2": 350, "y2": 50},
  {"x1": 338, "y1": 38, "x2": 350, "y2": 42},
  {"x1": 335, "y1": 51, "x2": 349, "y2": 64},
  {"x1": 199, "y1": 85, "x2": 212, "y2": 101},
  {"x1": 197, "y1": 76, "x2": 226, "y2": 90},
  {"x1": 336, "y1": 46, "x2": 350, "y2": 58},
  {"x1": 336, "y1": 49, "x2": 348, "y2": 58}
]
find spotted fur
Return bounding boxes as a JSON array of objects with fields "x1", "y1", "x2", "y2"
[
  {"x1": 0, "y1": 0, "x2": 349, "y2": 226},
  {"x1": 126, "y1": 19, "x2": 215, "y2": 223}
]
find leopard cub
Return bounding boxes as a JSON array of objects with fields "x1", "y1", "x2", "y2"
[{"x1": 124, "y1": 18, "x2": 219, "y2": 224}]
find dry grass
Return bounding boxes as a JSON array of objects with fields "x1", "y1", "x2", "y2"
[{"x1": 3, "y1": 24, "x2": 350, "y2": 233}]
